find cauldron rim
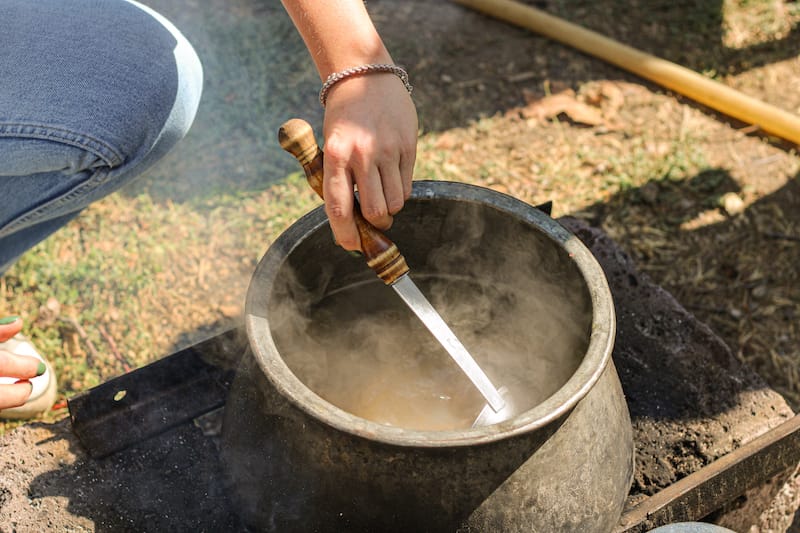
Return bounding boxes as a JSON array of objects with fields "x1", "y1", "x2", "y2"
[{"x1": 245, "y1": 180, "x2": 615, "y2": 447}]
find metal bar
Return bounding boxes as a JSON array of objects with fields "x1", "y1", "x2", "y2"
[
  {"x1": 68, "y1": 327, "x2": 247, "y2": 458},
  {"x1": 63, "y1": 302, "x2": 800, "y2": 528},
  {"x1": 615, "y1": 414, "x2": 800, "y2": 532}
]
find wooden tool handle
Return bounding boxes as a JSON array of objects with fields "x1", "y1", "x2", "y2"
[
  {"x1": 454, "y1": 0, "x2": 800, "y2": 146},
  {"x1": 278, "y1": 118, "x2": 409, "y2": 285}
]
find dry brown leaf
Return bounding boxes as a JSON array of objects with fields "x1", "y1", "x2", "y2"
[
  {"x1": 520, "y1": 90, "x2": 606, "y2": 126},
  {"x1": 576, "y1": 82, "x2": 626, "y2": 108},
  {"x1": 562, "y1": 102, "x2": 606, "y2": 126},
  {"x1": 35, "y1": 297, "x2": 62, "y2": 328},
  {"x1": 579, "y1": 81, "x2": 627, "y2": 129}
]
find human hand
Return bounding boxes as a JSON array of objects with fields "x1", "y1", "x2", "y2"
[
  {"x1": 0, "y1": 317, "x2": 42, "y2": 410},
  {"x1": 321, "y1": 72, "x2": 418, "y2": 251}
]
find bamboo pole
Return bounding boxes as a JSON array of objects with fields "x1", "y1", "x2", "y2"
[{"x1": 453, "y1": 0, "x2": 800, "y2": 145}]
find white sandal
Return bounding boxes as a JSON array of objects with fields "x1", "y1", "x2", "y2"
[{"x1": 0, "y1": 335, "x2": 57, "y2": 419}]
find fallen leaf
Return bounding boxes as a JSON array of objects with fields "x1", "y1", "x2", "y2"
[{"x1": 520, "y1": 90, "x2": 606, "y2": 126}]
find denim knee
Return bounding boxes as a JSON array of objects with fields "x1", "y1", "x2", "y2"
[{"x1": 0, "y1": 0, "x2": 202, "y2": 245}]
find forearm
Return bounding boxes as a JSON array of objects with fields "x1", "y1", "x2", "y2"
[
  {"x1": 280, "y1": 0, "x2": 418, "y2": 252},
  {"x1": 280, "y1": 0, "x2": 393, "y2": 80}
]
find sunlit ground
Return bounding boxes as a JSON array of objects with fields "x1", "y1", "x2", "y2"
[{"x1": 1, "y1": 0, "x2": 798, "y2": 434}]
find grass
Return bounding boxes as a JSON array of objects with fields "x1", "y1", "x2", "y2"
[
  {"x1": 2, "y1": 0, "x2": 799, "y2": 436},
  {"x1": 0, "y1": 172, "x2": 321, "y2": 433},
  {"x1": 0, "y1": 91, "x2": 738, "y2": 434},
  {"x1": 414, "y1": 84, "x2": 710, "y2": 220}
]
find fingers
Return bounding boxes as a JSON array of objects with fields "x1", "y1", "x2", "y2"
[
  {"x1": 0, "y1": 382, "x2": 33, "y2": 410},
  {"x1": 399, "y1": 148, "x2": 416, "y2": 201},
  {"x1": 356, "y1": 163, "x2": 393, "y2": 231},
  {"x1": 379, "y1": 159, "x2": 405, "y2": 217},
  {"x1": 323, "y1": 132, "x2": 405, "y2": 247},
  {"x1": 323, "y1": 133, "x2": 398, "y2": 248},
  {"x1": 322, "y1": 138, "x2": 358, "y2": 250},
  {"x1": 0, "y1": 317, "x2": 42, "y2": 411},
  {"x1": 0, "y1": 350, "x2": 42, "y2": 381},
  {"x1": 0, "y1": 315, "x2": 42, "y2": 410},
  {"x1": 321, "y1": 73, "x2": 418, "y2": 249},
  {"x1": 0, "y1": 316, "x2": 22, "y2": 343}
]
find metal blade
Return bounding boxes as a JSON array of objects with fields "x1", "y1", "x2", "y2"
[{"x1": 391, "y1": 274, "x2": 506, "y2": 413}]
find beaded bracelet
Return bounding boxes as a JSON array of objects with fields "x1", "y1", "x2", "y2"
[{"x1": 319, "y1": 64, "x2": 413, "y2": 107}]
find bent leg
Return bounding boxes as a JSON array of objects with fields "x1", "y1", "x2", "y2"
[{"x1": 0, "y1": 0, "x2": 203, "y2": 272}]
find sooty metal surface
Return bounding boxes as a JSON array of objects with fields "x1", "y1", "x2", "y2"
[
  {"x1": 236, "y1": 181, "x2": 632, "y2": 532},
  {"x1": 68, "y1": 328, "x2": 245, "y2": 458},
  {"x1": 46, "y1": 204, "x2": 796, "y2": 533}
]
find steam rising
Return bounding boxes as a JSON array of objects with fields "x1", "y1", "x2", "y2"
[{"x1": 269, "y1": 202, "x2": 592, "y2": 431}]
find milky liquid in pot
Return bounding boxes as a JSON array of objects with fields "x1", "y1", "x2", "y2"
[{"x1": 273, "y1": 275, "x2": 590, "y2": 432}]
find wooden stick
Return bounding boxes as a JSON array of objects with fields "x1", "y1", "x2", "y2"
[
  {"x1": 98, "y1": 324, "x2": 132, "y2": 372},
  {"x1": 59, "y1": 316, "x2": 99, "y2": 368},
  {"x1": 453, "y1": 0, "x2": 800, "y2": 145}
]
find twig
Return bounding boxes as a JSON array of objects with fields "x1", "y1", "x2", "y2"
[
  {"x1": 751, "y1": 154, "x2": 782, "y2": 167},
  {"x1": 684, "y1": 304, "x2": 730, "y2": 314},
  {"x1": 763, "y1": 232, "x2": 800, "y2": 243},
  {"x1": 506, "y1": 71, "x2": 537, "y2": 83},
  {"x1": 59, "y1": 316, "x2": 99, "y2": 368},
  {"x1": 453, "y1": 78, "x2": 485, "y2": 88},
  {"x1": 98, "y1": 325, "x2": 132, "y2": 372}
]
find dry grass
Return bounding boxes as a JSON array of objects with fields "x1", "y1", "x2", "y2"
[
  {"x1": 0, "y1": 174, "x2": 320, "y2": 431},
  {"x1": 2, "y1": 0, "x2": 799, "y2": 435}
]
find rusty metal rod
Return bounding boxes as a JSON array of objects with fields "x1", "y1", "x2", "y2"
[
  {"x1": 453, "y1": 0, "x2": 800, "y2": 145},
  {"x1": 614, "y1": 414, "x2": 800, "y2": 532}
]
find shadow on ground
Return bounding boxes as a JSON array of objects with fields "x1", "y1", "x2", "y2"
[
  {"x1": 578, "y1": 171, "x2": 800, "y2": 406},
  {"x1": 7, "y1": 2, "x2": 797, "y2": 530},
  {"x1": 127, "y1": 0, "x2": 799, "y2": 202},
  {"x1": 7, "y1": 172, "x2": 796, "y2": 531}
]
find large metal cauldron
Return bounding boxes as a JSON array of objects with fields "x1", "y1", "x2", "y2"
[{"x1": 222, "y1": 181, "x2": 634, "y2": 532}]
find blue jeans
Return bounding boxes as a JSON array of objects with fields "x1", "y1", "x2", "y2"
[{"x1": 0, "y1": 0, "x2": 203, "y2": 273}]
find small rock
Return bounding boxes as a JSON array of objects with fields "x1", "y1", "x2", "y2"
[
  {"x1": 720, "y1": 192, "x2": 745, "y2": 216},
  {"x1": 751, "y1": 285, "x2": 768, "y2": 299},
  {"x1": 639, "y1": 182, "x2": 659, "y2": 204},
  {"x1": 36, "y1": 297, "x2": 61, "y2": 327}
]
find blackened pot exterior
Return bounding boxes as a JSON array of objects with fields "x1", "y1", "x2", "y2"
[{"x1": 226, "y1": 181, "x2": 634, "y2": 532}]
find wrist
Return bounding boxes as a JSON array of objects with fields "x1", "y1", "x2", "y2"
[
  {"x1": 319, "y1": 64, "x2": 412, "y2": 107},
  {"x1": 316, "y1": 44, "x2": 393, "y2": 80}
]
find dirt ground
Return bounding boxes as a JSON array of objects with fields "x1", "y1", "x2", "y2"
[
  {"x1": 1, "y1": 0, "x2": 799, "y2": 530},
  {"x1": 371, "y1": 0, "x2": 800, "y2": 408},
  {"x1": 0, "y1": 0, "x2": 794, "y2": 418},
  {"x1": 0, "y1": 212, "x2": 794, "y2": 533}
]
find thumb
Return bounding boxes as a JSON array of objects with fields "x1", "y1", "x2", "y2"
[{"x1": 0, "y1": 317, "x2": 22, "y2": 343}]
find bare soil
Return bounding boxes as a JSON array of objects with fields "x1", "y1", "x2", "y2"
[
  {"x1": 372, "y1": 0, "x2": 800, "y2": 409},
  {"x1": 1, "y1": 0, "x2": 799, "y2": 530}
]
